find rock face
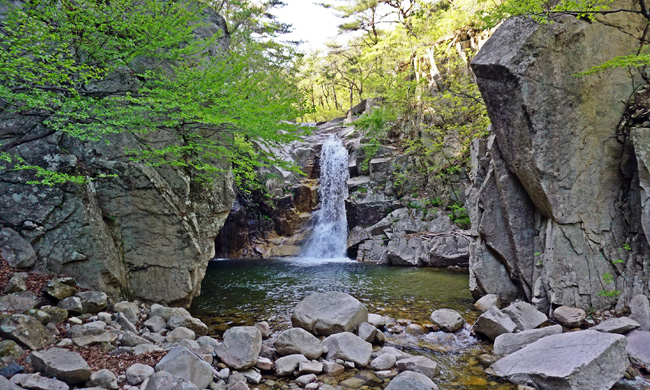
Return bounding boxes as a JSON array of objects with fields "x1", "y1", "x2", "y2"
[
  {"x1": 469, "y1": 2, "x2": 650, "y2": 310},
  {"x1": 490, "y1": 330, "x2": 628, "y2": 390},
  {"x1": 0, "y1": 7, "x2": 235, "y2": 307},
  {"x1": 291, "y1": 291, "x2": 368, "y2": 335}
]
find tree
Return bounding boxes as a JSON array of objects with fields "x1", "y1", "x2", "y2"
[{"x1": 0, "y1": 0, "x2": 306, "y2": 188}]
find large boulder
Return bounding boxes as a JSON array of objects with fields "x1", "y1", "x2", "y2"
[
  {"x1": 385, "y1": 371, "x2": 438, "y2": 390},
  {"x1": 154, "y1": 347, "x2": 213, "y2": 389},
  {"x1": 30, "y1": 348, "x2": 91, "y2": 385},
  {"x1": 490, "y1": 330, "x2": 628, "y2": 390},
  {"x1": 214, "y1": 326, "x2": 262, "y2": 370},
  {"x1": 593, "y1": 317, "x2": 640, "y2": 334},
  {"x1": 291, "y1": 291, "x2": 368, "y2": 335},
  {"x1": 473, "y1": 306, "x2": 516, "y2": 340},
  {"x1": 0, "y1": 314, "x2": 55, "y2": 350},
  {"x1": 502, "y1": 301, "x2": 547, "y2": 331},
  {"x1": 629, "y1": 295, "x2": 650, "y2": 331},
  {"x1": 274, "y1": 328, "x2": 323, "y2": 359},
  {"x1": 493, "y1": 325, "x2": 562, "y2": 356},
  {"x1": 322, "y1": 332, "x2": 373, "y2": 367},
  {"x1": 469, "y1": 2, "x2": 649, "y2": 311},
  {"x1": 625, "y1": 330, "x2": 650, "y2": 370},
  {"x1": 0, "y1": 7, "x2": 235, "y2": 307}
]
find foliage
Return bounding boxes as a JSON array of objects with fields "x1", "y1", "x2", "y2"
[
  {"x1": 447, "y1": 201, "x2": 470, "y2": 229},
  {"x1": 0, "y1": 0, "x2": 306, "y2": 187}
]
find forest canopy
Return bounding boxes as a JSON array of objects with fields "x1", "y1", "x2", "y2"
[{"x1": 0, "y1": 0, "x2": 307, "y2": 188}]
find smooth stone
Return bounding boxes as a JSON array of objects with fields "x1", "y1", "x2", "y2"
[
  {"x1": 87, "y1": 369, "x2": 118, "y2": 389},
  {"x1": 385, "y1": 371, "x2": 438, "y2": 390},
  {"x1": 406, "y1": 323, "x2": 427, "y2": 335},
  {"x1": 430, "y1": 309, "x2": 464, "y2": 332},
  {"x1": 256, "y1": 357, "x2": 274, "y2": 371},
  {"x1": 474, "y1": 294, "x2": 500, "y2": 312},
  {"x1": 296, "y1": 374, "x2": 317, "y2": 386},
  {"x1": 150, "y1": 304, "x2": 191, "y2": 322},
  {"x1": 376, "y1": 346, "x2": 413, "y2": 360},
  {"x1": 553, "y1": 306, "x2": 586, "y2": 328},
  {"x1": 166, "y1": 326, "x2": 196, "y2": 343},
  {"x1": 322, "y1": 360, "x2": 344, "y2": 376},
  {"x1": 322, "y1": 332, "x2": 372, "y2": 367},
  {"x1": 298, "y1": 361, "x2": 323, "y2": 375},
  {"x1": 254, "y1": 321, "x2": 271, "y2": 339},
  {"x1": 394, "y1": 356, "x2": 439, "y2": 379},
  {"x1": 134, "y1": 344, "x2": 163, "y2": 355},
  {"x1": 368, "y1": 314, "x2": 386, "y2": 327},
  {"x1": 376, "y1": 369, "x2": 399, "y2": 379},
  {"x1": 493, "y1": 325, "x2": 563, "y2": 356},
  {"x1": 490, "y1": 330, "x2": 628, "y2": 390},
  {"x1": 371, "y1": 353, "x2": 396, "y2": 370},
  {"x1": 144, "y1": 316, "x2": 167, "y2": 333},
  {"x1": 126, "y1": 363, "x2": 155, "y2": 385},
  {"x1": 291, "y1": 291, "x2": 368, "y2": 336},
  {"x1": 214, "y1": 326, "x2": 262, "y2": 370},
  {"x1": 274, "y1": 328, "x2": 323, "y2": 359},
  {"x1": 275, "y1": 354, "x2": 308, "y2": 376},
  {"x1": 357, "y1": 322, "x2": 378, "y2": 342}
]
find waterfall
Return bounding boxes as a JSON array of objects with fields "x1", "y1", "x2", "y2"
[{"x1": 302, "y1": 135, "x2": 350, "y2": 259}]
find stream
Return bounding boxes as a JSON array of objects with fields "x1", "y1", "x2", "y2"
[{"x1": 190, "y1": 258, "x2": 516, "y2": 390}]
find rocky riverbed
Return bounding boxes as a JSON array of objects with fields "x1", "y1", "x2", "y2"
[{"x1": 2, "y1": 256, "x2": 650, "y2": 390}]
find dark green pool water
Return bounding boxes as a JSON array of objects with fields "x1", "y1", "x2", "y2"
[{"x1": 190, "y1": 258, "x2": 515, "y2": 390}]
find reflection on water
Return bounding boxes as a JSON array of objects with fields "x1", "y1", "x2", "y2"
[{"x1": 190, "y1": 258, "x2": 515, "y2": 390}]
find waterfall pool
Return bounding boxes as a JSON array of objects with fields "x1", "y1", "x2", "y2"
[{"x1": 190, "y1": 258, "x2": 516, "y2": 390}]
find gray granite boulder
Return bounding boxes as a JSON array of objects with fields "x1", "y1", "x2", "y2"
[
  {"x1": 385, "y1": 371, "x2": 438, "y2": 390},
  {"x1": 291, "y1": 291, "x2": 368, "y2": 335},
  {"x1": 357, "y1": 322, "x2": 378, "y2": 343},
  {"x1": 215, "y1": 326, "x2": 262, "y2": 370},
  {"x1": 11, "y1": 373, "x2": 69, "y2": 390},
  {"x1": 473, "y1": 294, "x2": 500, "y2": 312},
  {"x1": 155, "y1": 347, "x2": 213, "y2": 389},
  {"x1": 625, "y1": 330, "x2": 650, "y2": 371},
  {"x1": 493, "y1": 325, "x2": 562, "y2": 356},
  {"x1": 630, "y1": 295, "x2": 650, "y2": 331},
  {"x1": 322, "y1": 332, "x2": 372, "y2": 367},
  {"x1": 87, "y1": 369, "x2": 118, "y2": 389},
  {"x1": 30, "y1": 348, "x2": 91, "y2": 384},
  {"x1": 0, "y1": 291, "x2": 40, "y2": 312},
  {"x1": 274, "y1": 328, "x2": 323, "y2": 359},
  {"x1": 144, "y1": 371, "x2": 199, "y2": 390},
  {"x1": 394, "y1": 356, "x2": 439, "y2": 379},
  {"x1": 0, "y1": 314, "x2": 55, "y2": 350},
  {"x1": 502, "y1": 301, "x2": 547, "y2": 331},
  {"x1": 553, "y1": 306, "x2": 586, "y2": 328},
  {"x1": 275, "y1": 354, "x2": 309, "y2": 376},
  {"x1": 490, "y1": 330, "x2": 628, "y2": 390},
  {"x1": 371, "y1": 353, "x2": 397, "y2": 370},
  {"x1": 430, "y1": 309, "x2": 464, "y2": 332},
  {"x1": 126, "y1": 363, "x2": 155, "y2": 385},
  {"x1": 593, "y1": 317, "x2": 640, "y2": 334},
  {"x1": 473, "y1": 306, "x2": 516, "y2": 340}
]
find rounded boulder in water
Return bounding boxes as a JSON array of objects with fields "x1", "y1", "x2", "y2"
[{"x1": 291, "y1": 291, "x2": 368, "y2": 335}]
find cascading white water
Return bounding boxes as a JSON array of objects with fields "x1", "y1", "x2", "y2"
[{"x1": 301, "y1": 135, "x2": 350, "y2": 259}]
